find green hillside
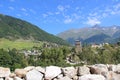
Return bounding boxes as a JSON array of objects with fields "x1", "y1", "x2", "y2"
[{"x1": 0, "y1": 14, "x2": 68, "y2": 46}]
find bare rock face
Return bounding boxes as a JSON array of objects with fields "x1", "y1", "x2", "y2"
[
  {"x1": 62, "y1": 67, "x2": 77, "y2": 79},
  {"x1": 78, "y1": 66, "x2": 90, "y2": 76},
  {"x1": 45, "y1": 66, "x2": 61, "y2": 80},
  {"x1": 0, "y1": 67, "x2": 11, "y2": 78},
  {"x1": 26, "y1": 69, "x2": 43, "y2": 80},
  {"x1": 78, "y1": 74, "x2": 106, "y2": 80},
  {"x1": 14, "y1": 69, "x2": 27, "y2": 78}
]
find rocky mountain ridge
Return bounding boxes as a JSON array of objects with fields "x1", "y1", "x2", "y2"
[
  {"x1": 57, "y1": 25, "x2": 120, "y2": 44},
  {"x1": 1, "y1": 64, "x2": 120, "y2": 80}
]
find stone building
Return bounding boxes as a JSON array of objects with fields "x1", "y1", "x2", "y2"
[{"x1": 75, "y1": 40, "x2": 82, "y2": 53}]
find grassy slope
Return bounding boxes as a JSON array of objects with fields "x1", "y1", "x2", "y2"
[{"x1": 0, "y1": 38, "x2": 43, "y2": 50}]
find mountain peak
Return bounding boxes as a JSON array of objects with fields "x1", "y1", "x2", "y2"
[
  {"x1": 91, "y1": 24, "x2": 101, "y2": 29},
  {"x1": 57, "y1": 25, "x2": 120, "y2": 44}
]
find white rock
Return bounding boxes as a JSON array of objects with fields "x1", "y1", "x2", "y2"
[
  {"x1": 45, "y1": 66, "x2": 61, "y2": 80},
  {"x1": 0, "y1": 78, "x2": 3, "y2": 80},
  {"x1": 106, "y1": 71, "x2": 120, "y2": 80},
  {"x1": 114, "y1": 64, "x2": 120, "y2": 74},
  {"x1": 89, "y1": 64, "x2": 108, "y2": 75},
  {"x1": 14, "y1": 69, "x2": 27, "y2": 78},
  {"x1": 58, "y1": 76, "x2": 72, "y2": 80},
  {"x1": 108, "y1": 64, "x2": 116, "y2": 71},
  {"x1": 78, "y1": 74, "x2": 106, "y2": 80},
  {"x1": 24, "y1": 66, "x2": 35, "y2": 72},
  {"x1": 78, "y1": 66, "x2": 90, "y2": 76},
  {"x1": 14, "y1": 77, "x2": 23, "y2": 80},
  {"x1": 62, "y1": 67, "x2": 77, "y2": 78},
  {"x1": 5, "y1": 77, "x2": 14, "y2": 80},
  {"x1": 0, "y1": 67, "x2": 11, "y2": 77},
  {"x1": 73, "y1": 76, "x2": 78, "y2": 80},
  {"x1": 26, "y1": 69, "x2": 43, "y2": 80},
  {"x1": 9, "y1": 73, "x2": 16, "y2": 78},
  {"x1": 35, "y1": 66, "x2": 45, "y2": 74},
  {"x1": 57, "y1": 74, "x2": 63, "y2": 79},
  {"x1": 53, "y1": 78, "x2": 58, "y2": 80}
]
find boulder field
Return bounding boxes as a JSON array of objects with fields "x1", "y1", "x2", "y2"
[{"x1": 1, "y1": 64, "x2": 120, "y2": 80}]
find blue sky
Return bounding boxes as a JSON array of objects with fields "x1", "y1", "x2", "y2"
[{"x1": 0, "y1": 0, "x2": 120, "y2": 34}]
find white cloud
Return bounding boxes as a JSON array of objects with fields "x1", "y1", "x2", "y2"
[
  {"x1": 114, "y1": 3, "x2": 120, "y2": 10},
  {"x1": 21, "y1": 8, "x2": 27, "y2": 12},
  {"x1": 57, "y1": 5, "x2": 70, "y2": 12},
  {"x1": 42, "y1": 14, "x2": 48, "y2": 18},
  {"x1": 29, "y1": 9, "x2": 36, "y2": 14},
  {"x1": 16, "y1": 14, "x2": 21, "y2": 17},
  {"x1": 55, "y1": 12, "x2": 60, "y2": 15},
  {"x1": 8, "y1": 6, "x2": 14, "y2": 10},
  {"x1": 24, "y1": 13, "x2": 29, "y2": 16},
  {"x1": 86, "y1": 18, "x2": 101, "y2": 26},
  {"x1": 47, "y1": 12, "x2": 53, "y2": 15},
  {"x1": 72, "y1": 13, "x2": 81, "y2": 20},
  {"x1": 64, "y1": 18, "x2": 72, "y2": 24},
  {"x1": 57, "y1": 5, "x2": 64, "y2": 12},
  {"x1": 75, "y1": 7, "x2": 79, "y2": 10}
]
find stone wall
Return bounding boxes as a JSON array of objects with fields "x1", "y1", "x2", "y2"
[{"x1": 1, "y1": 64, "x2": 120, "y2": 80}]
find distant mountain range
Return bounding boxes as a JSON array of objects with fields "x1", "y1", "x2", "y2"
[
  {"x1": 57, "y1": 25, "x2": 120, "y2": 44},
  {"x1": 0, "y1": 14, "x2": 68, "y2": 45}
]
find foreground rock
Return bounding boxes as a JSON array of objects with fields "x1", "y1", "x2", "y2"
[
  {"x1": 106, "y1": 71, "x2": 120, "y2": 80},
  {"x1": 26, "y1": 69, "x2": 43, "y2": 80},
  {"x1": 78, "y1": 74, "x2": 106, "y2": 80},
  {"x1": 78, "y1": 66, "x2": 90, "y2": 76},
  {"x1": 45, "y1": 66, "x2": 61, "y2": 80},
  {"x1": 35, "y1": 66, "x2": 45, "y2": 74},
  {"x1": 0, "y1": 67, "x2": 11, "y2": 78},
  {"x1": 62, "y1": 67, "x2": 77, "y2": 79},
  {"x1": 89, "y1": 64, "x2": 108, "y2": 76},
  {"x1": 2, "y1": 64, "x2": 120, "y2": 80},
  {"x1": 14, "y1": 69, "x2": 27, "y2": 78},
  {"x1": 24, "y1": 66, "x2": 35, "y2": 72}
]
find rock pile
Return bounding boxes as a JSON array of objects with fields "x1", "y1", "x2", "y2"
[{"x1": 1, "y1": 64, "x2": 120, "y2": 80}]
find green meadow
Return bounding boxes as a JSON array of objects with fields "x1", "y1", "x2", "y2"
[{"x1": 0, "y1": 38, "x2": 43, "y2": 50}]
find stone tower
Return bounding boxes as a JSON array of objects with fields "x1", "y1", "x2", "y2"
[{"x1": 75, "y1": 40, "x2": 82, "y2": 53}]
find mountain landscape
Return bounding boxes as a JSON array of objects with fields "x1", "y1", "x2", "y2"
[
  {"x1": 57, "y1": 25, "x2": 120, "y2": 44},
  {"x1": 0, "y1": 14, "x2": 68, "y2": 46}
]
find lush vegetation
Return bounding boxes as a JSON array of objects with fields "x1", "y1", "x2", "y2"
[
  {"x1": 0, "y1": 46, "x2": 71, "y2": 71},
  {"x1": 1, "y1": 42, "x2": 120, "y2": 71},
  {"x1": 0, "y1": 14, "x2": 68, "y2": 45},
  {"x1": 28, "y1": 46, "x2": 71, "y2": 67},
  {"x1": 0, "y1": 48, "x2": 27, "y2": 71},
  {"x1": 78, "y1": 43, "x2": 120, "y2": 64}
]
